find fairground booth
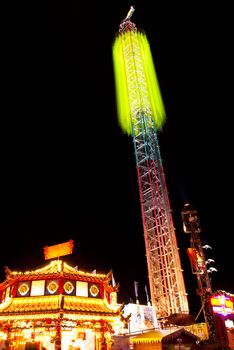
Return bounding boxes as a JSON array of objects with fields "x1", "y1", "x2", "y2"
[{"x1": 0, "y1": 241, "x2": 129, "y2": 350}]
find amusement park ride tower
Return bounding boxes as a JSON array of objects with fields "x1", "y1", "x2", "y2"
[
  {"x1": 181, "y1": 203, "x2": 217, "y2": 342},
  {"x1": 112, "y1": 7, "x2": 189, "y2": 325}
]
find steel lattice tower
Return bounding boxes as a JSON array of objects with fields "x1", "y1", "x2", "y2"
[
  {"x1": 181, "y1": 203, "x2": 217, "y2": 342},
  {"x1": 112, "y1": 7, "x2": 189, "y2": 323}
]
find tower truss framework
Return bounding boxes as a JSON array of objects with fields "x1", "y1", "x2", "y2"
[
  {"x1": 113, "y1": 12, "x2": 189, "y2": 322},
  {"x1": 181, "y1": 203, "x2": 217, "y2": 342}
]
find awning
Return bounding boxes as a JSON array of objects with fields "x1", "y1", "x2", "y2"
[{"x1": 131, "y1": 330, "x2": 164, "y2": 344}]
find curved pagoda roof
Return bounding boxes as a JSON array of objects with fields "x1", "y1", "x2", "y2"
[
  {"x1": 2, "y1": 259, "x2": 117, "y2": 285},
  {"x1": 0, "y1": 259, "x2": 126, "y2": 328}
]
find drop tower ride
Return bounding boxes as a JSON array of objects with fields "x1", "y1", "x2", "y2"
[{"x1": 112, "y1": 7, "x2": 189, "y2": 324}]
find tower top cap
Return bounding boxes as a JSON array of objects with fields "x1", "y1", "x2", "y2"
[
  {"x1": 121, "y1": 6, "x2": 135, "y2": 24},
  {"x1": 125, "y1": 6, "x2": 135, "y2": 20},
  {"x1": 119, "y1": 6, "x2": 136, "y2": 33}
]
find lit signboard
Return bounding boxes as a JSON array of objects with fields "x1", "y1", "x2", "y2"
[{"x1": 210, "y1": 295, "x2": 234, "y2": 316}]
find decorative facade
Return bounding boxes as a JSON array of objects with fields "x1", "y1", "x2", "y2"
[{"x1": 0, "y1": 260, "x2": 129, "y2": 350}]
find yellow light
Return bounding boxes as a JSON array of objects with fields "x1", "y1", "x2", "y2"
[
  {"x1": 211, "y1": 297, "x2": 220, "y2": 306},
  {"x1": 226, "y1": 300, "x2": 233, "y2": 309},
  {"x1": 113, "y1": 30, "x2": 166, "y2": 135}
]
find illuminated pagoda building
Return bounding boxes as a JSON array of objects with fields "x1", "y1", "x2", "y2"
[
  {"x1": 0, "y1": 242, "x2": 130, "y2": 350},
  {"x1": 112, "y1": 7, "x2": 189, "y2": 326}
]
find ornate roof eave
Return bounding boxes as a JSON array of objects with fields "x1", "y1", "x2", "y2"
[
  {"x1": 103, "y1": 281, "x2": 120, "y2": 294},
  {"x1": 0, "y1": 310, "x2": 121, "y2": 319},
  {"x1": 0, "y1": 278, "x2": 11, "y2": 291},
  {"x1": 1, "y1": 261, "x2": 110, "y2": 284},
  {"x1": 0, "y1": 295, "x2": 121, "y2": 317},
  {"x1": 0, "y1": 312, "x2": 122, "y2": 323}
]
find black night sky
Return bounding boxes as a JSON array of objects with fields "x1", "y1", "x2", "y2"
[{"x1": 1, "y1": 1, "x2": 233, "y2": 320}]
